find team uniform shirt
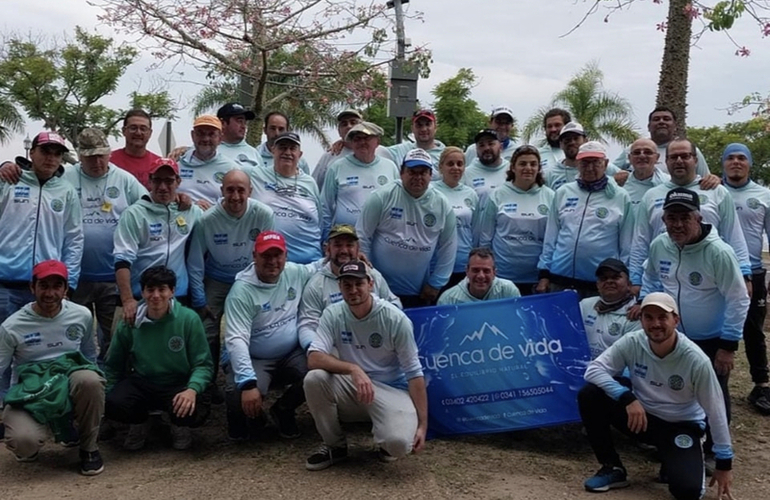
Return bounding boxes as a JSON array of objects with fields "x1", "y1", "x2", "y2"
[
  {"x1": 110, "y1": 148, "x2": 162, "y2": 190},
  {"x1": 309, "y1": 297, "x2": 423, "y2": 389},
  {"x1": 0, "y1": 170, "x2": 83, "y2": 289},
  {"x1": 478, "y1": 183, "x2": 555, "y2": 283},
  {"x1": 543, "y1": 160, "x2": 620, "y2": 191},
  {"x1": 585, "y1": 329, "x2": 733, "y2": 462},
  {"x1": 725, "y1": 180, "x2": 770, "y2": 272},
  {"x1": 612, "y1": 143, "x2": 710, "y2": 177},
  {"x1": 630, "y1": 179, "x2": 751, "y2": 285},
  {"x1": 432, "y1": 181, "x2": 480, "y2": 273},
  {"x1": 257, "y1": 142, "x2": 310, "y2": 174},
  {"x1": 187, "y1": 198, "x2": 276, "y2": 308},
  {"x1": 382, "y1": 141, "x2": 446, "y2": 180},
  {"x1": 464, "y1": 138, "x2": 518, "y2": 166},
  {"x1": 248, "y1": 167, "x2": 322, "y2": 264},
  {"x1": 538, "y1": 180, "x2": 633, "y2": 283},
  {"x1": 218, "y1": 140, "x2": 263, "y2": 169},
  {"x1": 113, "y1": 198, "x2": 203, "y2": 298},
  {"x1": 0, "y1": 301, "x2": 96, "y2": 387},
  {"x1": 62, "y1": 163, "x2": 148, "y2": 282},
  {"x1": 356, "y1": 181, "x2": 457, "y2": 296},
  {"x1": 297, "y1": 262, "x2": 401, "y2": 350},
  {"x1": 437, "y1": 277, "x2": 521, "y2": 305},
  {"x1": 222, "y1": 261, "x2": 317, "y2": 387},
  {"x1": 462, "y1": 158, "x2": 508, "y2": 207},
  {"x1": 579, "y1": 297, "x2": 640, "y2": 359},
  {"x1": 621, "y1": 170, "x2": 670, "y2": 215},
  {"x1": 538, "y1": 145, "x2": 564, "y2": 171},
  {"x1": 313, "y1": 145, "x2": 389, "y2": 189},
  {"x1": 641, "y1": 226, "x2": 749, "y2": 346},
  {"x1": 177, "y1": 149, "x2": 241, "y2": 205},
  {"x1": 321, "y1": 154, "x2": 399, "y2": 237}
]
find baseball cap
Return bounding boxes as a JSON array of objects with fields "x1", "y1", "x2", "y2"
[
  {"x1": 337, "y1": 109, "x2": 363, "y2": 121},
  {"x1": 595, "y1": 258, "x2": 629, "y2": 276},
  {"x1": 31, "y1": 131, "x2": 69, "y2": 152},
  {"x1": 216, "y1": 103, "x2": 256, "y2": 120},
  {"x1": 403, "y1": 148, "x2": 433, "y2": 169},
  {"x1": 345, "y1": 122, "x2": 384, "y2": 141},
  {"x1": 412, "y1": 109, "x2": 436, "y2": 123},
  {"x1": 641, "y1": 292, "x2": 679, "y2": 315},
  {"x1": 254, "y1": 231, "x2": 287, "y2": 254},
  {"x1": 576, "y1": 141, "x2": 607, "y2": 160},
  {"x1": 474, "y1": 128, "x2": 499, "y2": 144},
  {"x1": 328, "y1": 224, "x2": 358, "y2": 241},
  {"x1": 559, "y1": 121, "x2": 586, "y2": 138},
  {"x1": 32, "y1": 260, "x2": 68, "y2": 281},
  {"x1": 491, "y1": 106, "x2": 514, "y2": 120},
  {"x1": 274, "y1": 131, "x2": 301, "y2": 146},
  {"x1": 77, "y1": 128, "x2": 111, "y2": 157},
  {"x1": 193, "y1": 115, "x2": 222, "y2": 130},
  {"x1": 149, "y1": 157, "x2": 180, "y2": 176},
  {"x1": 337, "y1": 260, "x2": 369, "y2": 280},
  {"x1": 663, "y1": 187, "x2": 700, "y2": 212}
]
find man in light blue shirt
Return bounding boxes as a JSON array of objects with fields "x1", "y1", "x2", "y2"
[
  {"x1": 216, "y1": 103, "x2": 262, "y2": 169},
  {"x1": 464, "y1": 106, "x2": 519, "y2": 164},
  {"x1": 538, "y1": 108, "x2": 571, "y2": 171},
  {"x1": 257, "y1": 111, "x2": 310, "y2": 174},
  {"x1": 438, "y1": 248, "x2": 520, "y2": 305},
  {"x1": 381, "y1": 109, "x2": 445, "y2": 179}
]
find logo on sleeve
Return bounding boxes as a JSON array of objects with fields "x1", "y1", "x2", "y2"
[
  {"x1": 668, "y1": 374, "x2": 684, "y2": 391},
  {"x1": 595, "y1": 207, "x2": 608, "y2": 219},
  {"x1": 368, "y1": 332, "x2": 383, "y2": 348},
  {"x1": 168, "y1": 336, "x2": 185, "y2": 352},
  {"x1": 106, "y1": 186, "x2": 120, "y2": 199},
  {"x1": 50, "y1": 199, "x2": 64, "y2": 212},
  {"x1": 65, "y1": 325, "x2": 84, "y2": 341},
  {"x1": 688, "y1": 272, "x2": 702, "y2": 286},
  {"x1": 423, "y1": 213, "x2": 436, "y2": 227},
  {"x1": 674, "y1": 434, "x2": 693, "y2": 449}
]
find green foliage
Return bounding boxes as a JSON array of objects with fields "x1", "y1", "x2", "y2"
[
  {"x1": 430, "y1": 68, "x2": 489, "y2": 149},
  {"x1": 0, "y1": 95, "x2": 23, "y2": 145},
  {"x1": 687, "y1": 119, "x2": 770, "y2": 183}
]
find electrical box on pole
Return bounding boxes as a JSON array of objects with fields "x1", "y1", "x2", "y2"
[{"x1": 388, "y1": 60, "x2": 419, "y2": 119}]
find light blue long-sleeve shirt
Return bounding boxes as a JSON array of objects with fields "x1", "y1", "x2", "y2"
[
  {"x1": 432, "y1": 180, "x2": 480, "y2": 273},
  {"x1": 257, "y1": 142, "x2": 310, "y2": 174},
  {"x1": 725, "y1": 180, "x2": 770, "y2": 272},
  {"x1": 612, "y1": 142, "x2": 711, "y2": 177},
  {"x1": 177, "y1": 149, "x2": 241, "y2": 205},
  {"x1": 218, "y1": 140, "x2": 263, "y2": 169}
]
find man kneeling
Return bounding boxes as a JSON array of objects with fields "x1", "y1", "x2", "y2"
[
  {"x1": 104, "y1": 266, "x2": 213, "y2": 450},
  {"x1": 304, "y1": 260, "x2": 427, "y2": 470}
]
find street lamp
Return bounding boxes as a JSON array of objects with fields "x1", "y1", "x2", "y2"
[{"x1": 23, "y1": 134, "x2": 31, "y2": 159}]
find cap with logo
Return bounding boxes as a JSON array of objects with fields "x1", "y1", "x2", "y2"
[
  {"x1": 337, "y1": 260, "x2": 369, "y2": 280},
  {"x1": 149, "y1": 157, "x2": 180, "y2": 176},
  {"x1": 193, "y1": 115, "x2": 222, "y2": 131},
  {"x1": 274, "y1": 131, "x2": 301, "y2": 146},
  {"x1": 491, "y1": 106, "x2": 514, "y2": 120},
  {"x1": 663, "y1": 187, "x2": 700, "y2": 212},
  {"x1": 336, "y1": 109, "x2": 363, "y2": 121},
  {"x1": 559, "y1": 121, "x2": 586, "y2": 138},
  {"x1": 576, "y1": 141, "x2": 607, "y2": 160},
  {"x1": 254, "y1": 230, "x2": 287, "y2": 254},
  {"x1": 31, "y1": 132, "x2": 69, "y2": 152},
  {"x1": 403, "y1": 148, "x2": 433, "y2": 169},
  {"x1": 216, "y1": 103, "x2": 256, "y2": 120},
  {"x1": 595, "y1": 258, "x2": 629, "y2": 276},
  {"x1": 77, "y1": 128, "x2": 112, "y2": 157},
  {"x1": 412, "y1": 109, "x2": 436, "y2": 123},
  {"x1": 345, "y1": 122, "x2": 384, "y2": 141},
  {"x1": 641, "y1": 292, "x2": 679, "y2": 315},
  {"x1": 474, "y1": 128, "x2": 499, "y2": 144},
  {"x1": 32, "y1": 260, "x2": 68, "y2": 281},
  {"x1": 328, "y1": 224, "x2": 358, "y2": 241}
]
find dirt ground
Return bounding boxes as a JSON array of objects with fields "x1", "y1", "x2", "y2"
[{"x1": 2, "y1": 345, "x2": 769, "y2": 499}]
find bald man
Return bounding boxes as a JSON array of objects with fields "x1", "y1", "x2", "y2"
[{"x1": 621, "y1": 138, "x2": 669, "y2": 210}]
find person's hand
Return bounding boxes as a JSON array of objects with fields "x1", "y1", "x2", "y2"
[
  {"x1": 195, "y1": 199, "x2": 212, "y2": 211},
  {"x1": 0, "y1": 162, "x2": 22, "y2": 184},
  {"x1": 172, "y1": 388, "x2": 197, "y2": 418},
  {"x1": 357, "y1": 251, "x2": 371, "y2": 266},
  {"x1": 122, "y1": 297, "x2": 138, "y2": 326},
  {"x1": 350, "y1": 367, "x2": 374, "y2": 405},
  {"x1": 419, "y1": 284, "x2": 440, "y2": 304},
  {"x1": 699, "y1": 173, "x2": 722, "y2": 190},
  {"x1": 709, "y1": 469, "x2": 734, "y2": 500},
  {"x1": 613, "y1": 170, "x2": 630, "y2": 187},
  {"x1": 196, "y1": 305, "x2": 215, "y2": 322},
  {"x1": 175, "y1": 192, "x2": 192, "y2": 211},
  {"x1": 627, "y1": 303, "x2": 641, "y2": 320},
  {"x1": 714, "y1": 349, "x2": 735, "y2": 376},
  {"x1": 329, "y1": 139, "x2": 345, "y2": 156},
  {"x1": 746, "y1": 279, "x2": 753, "y2": 300},
  {"x1": 241, "y1": 387, "x2": 263, "y2": 419},
  {"x1": 625, "y1": 400, "x2": 647, "y2": 434},
  {"x1": 412, "y1": 425, "x2": 427, "y2": 453},
  {"x1": 535, "y1": 278, "x2": 550, "y2": 294},
  {"x1": 169, "y1": 146, "x2": 190, "y2": 161}
]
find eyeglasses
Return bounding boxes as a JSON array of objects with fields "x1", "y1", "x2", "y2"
[
  {"x1": 630, "y1": 149, "x2": 656, "y2": 157},
  {"x1": 666, "y1": 152, "x2": 694, "y2": 161},
  {"x1": 125, "y1": 125, "x2": 151, "y2": 133}
]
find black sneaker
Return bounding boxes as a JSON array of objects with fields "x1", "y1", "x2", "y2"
[
  {"x1": 269, "y1": 406, "x2": 301, "y2": 439},
  {"x1": 79, "y1": 449, "x2": 104, "y2": 476},
  {"x1": 747, "y1": 385, "x2": 770, "y2": 415},
  {"x1": 305, "y1": 445, "x2": 348, "y2": 471}
]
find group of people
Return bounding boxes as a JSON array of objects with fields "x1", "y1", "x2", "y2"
[{"x1": 0, "y1": 101, "x2": 766, "y2": 500}]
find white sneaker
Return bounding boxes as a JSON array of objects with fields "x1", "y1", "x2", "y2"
[{"x1": 170, "y1": 425, "x2": 192, "y2": 450}]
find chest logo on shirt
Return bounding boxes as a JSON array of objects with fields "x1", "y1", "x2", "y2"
[
  {"x1": 23, "y1": 332, "x2": 41, "y2": 346},
  {"x1": 249, "y1": 228, "x2": 261, "y2": 241},
  {"x1": 214, "y1": 233, "x2": 228, "y2": 245},
  {"x1": 668, "y1": 374, "x2": 684, "y2": 391},
  {"x1": 595, "y1": 207, "x2": 608, "y2": 219},
  {"x1": 654, "y1": 197, "x2": 665, "y2": 209},
  {"x1": 180, "y1": 168, "x2": 194, "y2": 180},
  {"x1": 329, "y1": 292, "x2": 343, "y2": 303},
  {"x1": 368, "y1": 332, "x2": 383, "y2": 348},
  {"x1": 50, "y1": 199, "x2": 64, "y2": 212},
  {"x1": 423, "y1": 213, "x2": 437, "y2": 227},
  {"x1": 14, "y1": 186, "x2": 30, "y2": 200},
  {"x1": 503, "y1": 203, "x2": 518, "y2": 213},
  {"x1": 65, "y1": 325, "x2": 84, "y2": 341},
  {"x1": 168, "y1": 336, "x2": 185, "y2": 352},
  {"x1": 537, "y1": 204, "x2": 549, "y2": 215},
  {"x1": 377, "y1": 175, "x2": 388, "y2": 186},
  {"x1": 688, "y1": 272, "x2": 703, "y2": 286},
  {"x1": 340, "y1": 331, "x2": 353, "y2": 344},
  {"x1": 287, "y1": 287, "x2": 297, "y2": 300},
  {"x1": 214, "y1": 172, "x2": 226, "y2": 184},
  {"x1": 390, "y1": 207, "x2": 403, "y2": 220},
  {"x1": 106, "y1": 186, "x2": 120, "y2": 199},
  {"x1": 472, "y1": 177, "x2": 485, "y2": 188},
  {"x1": 659, "y1": 260, "x2": 672, "y2": 276},
  {"x1": 608, "y1": 323, "x2": 621, "y2": 336},
  {"x1": 633, "y1": 362, "x2": 648, "y2": 378},
  {"x1": 345, "y1": 176, "x2": 359, "y2": 186},
  {"x1": 565, "y1": 197, "x2": 578, "y2": 208},
  {"x1": 261, "y1": 302, "x2": 271, "y2": 312},
  {"x1": 699, "y1": 195, "x2": 708, "y2": 205},
  {"x1": 177, "y1": 224, "x2": 189, "y2": 235},
  {"x1": 747, "y1": 198, "x2": 760, "y2": 210},
  {"x1": 149, "y1": 223, "x2": 163, "y2": 237},
  {"x1": 464, "y1": 198, "x2": 474, "y2": 208}
]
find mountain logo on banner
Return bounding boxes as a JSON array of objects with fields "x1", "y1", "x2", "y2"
[{"x1": 460, "y1": 322, "x2": 509, "y2": 345}]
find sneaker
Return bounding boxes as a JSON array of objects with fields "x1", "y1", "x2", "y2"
[
  {"x1": 584, "y1": 465, "x2": 629, "y2": 492},
  {"x1": 79, "y1": 449, "x2": 104, "y2": 476},
  {"x1": 123, "y1": 421, "x2": 151, "y2": 451},
  {"x1": 305, "y1": 445, "x2": 348, "y2": 471},
  {"x1": 269, "y1": 406, "x2": 301, "y2": 439},
  {"x1": 170, "y1": 425, "x2": 193, "y2": 450},
  {"x1": 747, "y1": 385, "x2": 770, "y2": 415},
  {"x1": 15, "y1": 452, "x2": 39, "y2": 463},
  {"x1": 378, "y1": 447, "x2": 398, "y2": 463}
]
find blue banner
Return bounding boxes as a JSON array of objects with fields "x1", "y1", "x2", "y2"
[{"x1": 406, "y1": 291, "x2": 591, "y2": 437}]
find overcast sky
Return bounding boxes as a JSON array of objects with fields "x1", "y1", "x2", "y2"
[{"x1": 1, "y1": 0, "x2": 769, "y2": 163}]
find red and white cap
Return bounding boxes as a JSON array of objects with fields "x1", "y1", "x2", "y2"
[
  {"x1": 31, "y1": 132, "x2": 69, "y2": 152},
  {"x1": 254, "y1": 231, "x2": 287, "y2": 254},
  {"x1": 149, "y1": 157, "x2": 180, "y2": 175},
  {"x1": 576, "y1": 141, "x2": 607, "y2": 160}
]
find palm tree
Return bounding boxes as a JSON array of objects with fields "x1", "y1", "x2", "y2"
[
  {"x1": 0, "y1": 96, "x2": 24, "y2": 145},
  {"x1": 522, "y1": 61, "x2": 639, "y2": 146}
]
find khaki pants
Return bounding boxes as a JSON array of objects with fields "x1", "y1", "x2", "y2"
[
  {"x1": 304, "y1": 369, "x2": 417, "y2": 458},
  {"x1": 3, "y1": 370, "x2": 105, "y2": 458},
  {"x1": 72, "y1": 281, "x2": 119, "y2": 360}
]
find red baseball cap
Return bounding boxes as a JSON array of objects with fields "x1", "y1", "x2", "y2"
[
  {"x1": 31, "y1": 131, "x2": 69, "y2": 152},
  {"x1": 149, "y1": 157, "x2": 180, "y2": 176},
  {"x1": 254, "y1": 231, "x2": 287, "y2": 254},
  {"x1": 412, "y1": 109, "x2": 436, "y2": 123},
  {"x1": 32, "y1": 260, "x2": 68, "y2": 281}
]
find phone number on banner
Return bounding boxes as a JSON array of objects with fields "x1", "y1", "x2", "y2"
[{"x1": 441, "y1": 385, "x2": 555, "y2": 406}]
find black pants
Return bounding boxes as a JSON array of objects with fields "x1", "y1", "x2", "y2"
[
  {"x1": 744, "y1": 271, "x2": 769, "y2": 384},
  {"x1": 514, "y1": 282, "x2": 538, "y2": 296},
  {"x1": 397, "y1": 294, "x2": 433, "y2": 309},
  {"x1": 691, "y1": 337, "x2": 731, "y2": 455},
  {"x1": 578, "y1": 383, "x2": 705, "y2": 500},
  {"x1": 105, "y1": 375, "x2": 209, "y2": 428}
]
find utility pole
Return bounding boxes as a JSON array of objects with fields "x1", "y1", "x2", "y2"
[{"x1": 387, "y1": 0, "x2": 417, "y2": 145}]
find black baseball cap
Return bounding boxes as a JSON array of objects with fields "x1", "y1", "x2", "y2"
[
  {"x1": 274, "y1": 131, "x2": 301, "y2": 146},
  {"x1": 596, "y1": 258, "x2": 629, "y2": 276},
  {"x1": 474, "y1": 128, "x2": 499, "y2": 144},
  {"x1": 663, "y1": 187, "x2": 700, "y2": 212},
  {"x1": 217, "y1": 103, "x2": 256, "y2": 120},
  {"x1": 337, "y1": 260, "x2": 369, "y2": 280}
]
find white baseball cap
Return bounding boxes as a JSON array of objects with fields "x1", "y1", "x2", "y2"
[
  {"x1": 576, "y1": 141, "x2": 607, "y2": 160},
  {"x1": 559, "y1": 121, "x2": 586, "y2": 138},
  {"x1": 640, "y1": 292, "x2": 679, "y2": 314}
]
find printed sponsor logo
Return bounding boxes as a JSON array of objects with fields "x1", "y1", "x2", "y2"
[
  {"x1": 747, "y1": 198, "x2": 760, "y2": 210},
  {"x1": 674, "y1": 434, "x2": 693, "y2": 449},
  {"x1": 214, "y1": 172, "x2": 226, "y2": 183},
  {"x1": 503, "y1": 203, "x2": 518, "y2": 213},
  {"x1": 340, "y1": 331, "x2": 353, "y2": 344},
  {"x1": 608, "y1": 323, "x2": 621, "y2": 336},
  {"x1": 668, "y1": 374, "x2": 684, "y2": 391},
  {"x1": 377, "y1": 175, "x2": 388, "y2": 186},
  {"x1": 287, "y1": 287, "x2": 296, "y2": 300},
  {"x1": 168, "y1": 336, "x2": 185, "y2": 352},
  {"x1": 369, "y1": 332, "x2": 383, "y2": 348},
  {"x1": 106, "y1": 186, "x2": 120, "y2": 199},
  {"x1": 249, "y1": 228, "x2": 261, "y2": 241},
  {"x1": 565, "y1": 197, "x2": 578, "y2": 208},
  {"x1": 149, "y1": 223, "x2": 163, "y2": 237}
]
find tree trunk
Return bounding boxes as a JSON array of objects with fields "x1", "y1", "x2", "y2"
[{"x1": 656, "y1": 0, "x2": 692, "y2": 133}]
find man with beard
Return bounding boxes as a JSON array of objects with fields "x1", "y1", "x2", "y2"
[
  {"x1": 462, "y1": 129, "x2": 508, "y2": 206},
  {"x1": 257, "y1": 111, "x2": 310, "y2": 174},
  {"x1": 297, "y1": 224, "x2": 400, "y2": 351},
  {"x1": 463, "y1": 106, "x2": 519, "y2": 165},
  {"x1": 437, "y1": 248, "x2": 520, "y2": 305},
  {"x1": 613, "y1": 107, "x2": 710, "y2": 177},
  {"x1": 382, "y1": 109, "x2": 445, "y2": 180},
  {"x1": 538, "y1": 108, "x2": 570, "y2": 170},
  {"x1": 216, "y1": 103, "x2": 262, "y2": 168},
  {"x1": 110, "y1": 109, "x2": 162, "y2": 189},
  {"x1": 544, "y1": 122, "x2": 620, "y2": 191}
]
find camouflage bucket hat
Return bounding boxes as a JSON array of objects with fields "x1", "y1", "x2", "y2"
[{"x1": 78, "y1": 128, "x2": 112, "y2": 157}]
